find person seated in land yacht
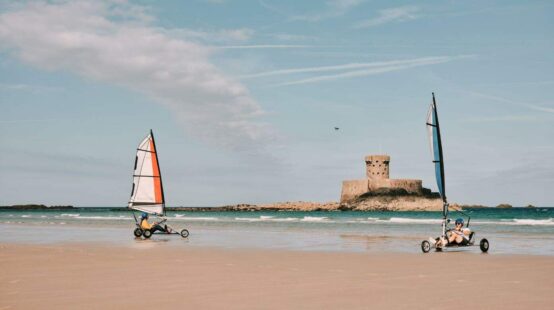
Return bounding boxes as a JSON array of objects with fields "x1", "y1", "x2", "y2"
[
  {"x1": 447, "y1": 218, "x2": 471, "y2": 245},
  {"x1": 139, "y1": 213, "x2": 169, "y2": 234},
  {"x1": 436, "y1": 218, "x2": 471, "y2": 247}
]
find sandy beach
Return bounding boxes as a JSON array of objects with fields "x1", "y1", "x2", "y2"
[{"x1": 1, "y1": 243, "x2": 553, "y2": 310}]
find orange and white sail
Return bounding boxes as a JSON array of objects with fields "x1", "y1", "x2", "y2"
[{"x1": 128, "y1": 130, "x2": 165, "y2": 215}]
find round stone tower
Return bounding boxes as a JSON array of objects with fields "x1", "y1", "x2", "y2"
[{"x1": 365, "y1": 155, "x2": 390, "y2": 180}]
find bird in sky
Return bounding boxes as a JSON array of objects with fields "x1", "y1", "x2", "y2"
[{"x1": 334, "y1": 127, "x2": 339, "y2": 131}]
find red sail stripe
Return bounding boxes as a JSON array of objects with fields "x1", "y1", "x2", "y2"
[{"x1": 149, "y1": 138, "x2": 162, "y2": 204}]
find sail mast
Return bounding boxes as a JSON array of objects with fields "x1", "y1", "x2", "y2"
[{"x1": 150, "y1": 129, "x2": 166, "y2": 216}]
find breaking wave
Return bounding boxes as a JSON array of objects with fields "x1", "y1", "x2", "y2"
[
  {"x1": 75, "y1": 216, "x2": 132, "y2": 220},
  {"x1": 60, "y1": 214, "x2": 80, "y2": 217},
  {"x1": 171, "y1": 216, "x2": 219, "y2": 221},
  {"x1": 301, "y1": 216, "x2": 329, "y2": 222},
  {"x1": 511, "y1": 218, "x2": 553, "y2": 226},
  {"x1": 385, "y1": 217, "x2": 442, "y2": 224}
]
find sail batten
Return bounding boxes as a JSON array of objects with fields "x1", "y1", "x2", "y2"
[{"x1": 128, "y1": 131, "x2": 165, "y2": 215}]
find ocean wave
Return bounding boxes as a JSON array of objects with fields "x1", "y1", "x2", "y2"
[
  {"x1": 270, "y1": 217, "x2": 299, "y2": 222},
  {"x1": 301, "y1": 216, "x2": 329, "y2": 222},
  {"x1": 385, "y1": 217, "x2": 443, "y2": 224},
  {"x1": 73, "y1": 216, "x2": 132, "y2": 220},
  {"x1": 233, "y1": 216, "x2": 298, "y2": 223},
  {"x1": 377, "y1": 217, "x2": 554, "y2": 226},
  {"x1": 61, "y1": 214, "x2": 80, "y2": 217},
  {"x1": 235, "y1": 217, "x2": 260, "y2": 222},
  {"x1": 462, "y1": 219, "x2": 554, "y2": 226},
  {"x1": 512, "y1": 218, "x2": 553, "y2": 226},
  {"x1": 170, "y1": 216, "x2": 219, "y2": 221}
]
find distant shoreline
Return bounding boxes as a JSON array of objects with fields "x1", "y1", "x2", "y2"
[
  {"x1": 0, "y1": 204, "x2": 75, "y2": 210},
  {"x1": 0, "y1": 203, "x2": 547, "y2": 211}
]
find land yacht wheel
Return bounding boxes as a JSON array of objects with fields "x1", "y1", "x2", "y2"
[
  {"x1": 180, "y1": 229, "x2": 189, "y2": 238},
  {"x1": 421, "y1": 240, "x2": 431, "y2": 253},
  {"x1": 480, "y1": 239, "x2": 489, "y2": 253},
  {"x1": 133, "y1": 228, "x2": 143, "y2": 238},
  {"x1": 143, "y1": 229, "x2": 152, "y2": 239}
]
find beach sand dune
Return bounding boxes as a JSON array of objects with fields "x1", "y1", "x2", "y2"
[{"x1": 1, "y1": 243, "x2": 552, "y2": 309}]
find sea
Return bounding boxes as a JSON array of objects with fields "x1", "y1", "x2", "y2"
[{"x1": 1, "y1": 207, "x2": 553, "y2": 255}]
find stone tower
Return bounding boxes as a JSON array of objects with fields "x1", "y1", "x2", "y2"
[
  {"x1": 341, "y1": 154, "x2": 424, "y2": 202},
  {"x1": 365, "y1": 155, "x2": 390, "y2": 180}
]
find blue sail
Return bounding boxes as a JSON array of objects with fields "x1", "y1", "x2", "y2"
[{"x1": 426, "y1": 98, "x2": 446, "y2": 203}]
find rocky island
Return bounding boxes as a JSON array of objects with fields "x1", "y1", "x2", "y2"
[
  {"x1": 171, "y1": 154, "x2": 444, "y2": 212},
  {"x1": 0, "y1": 204, "x2": 75, "y2": 210},
  {"x1": 338, "y1": 155, "x2": 442, "y2": 211}
]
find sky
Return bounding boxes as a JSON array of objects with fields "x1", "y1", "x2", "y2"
[{"x1": 0, "y1": 0, "x2": 553, "y2": 207}]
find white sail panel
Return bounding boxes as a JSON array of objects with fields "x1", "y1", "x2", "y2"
[
  {"x1": 128, "y1": 204, "x2": 163, "y2": 215},
  {"x1": 129, "y1": 133, "x2": 164, "y2": 215},
  {"x1": 426, "y1": 104, "x2": 435, "y2": 155}
]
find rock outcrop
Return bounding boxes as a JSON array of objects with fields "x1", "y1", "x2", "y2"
[
  {"x1": 170, "y1": 194, "x2": 443, "y2": 212},
  {"x1": 0, "y1": 204, "x2": 75, "y2": 210}
]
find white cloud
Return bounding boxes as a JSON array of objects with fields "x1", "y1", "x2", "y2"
[
  {"x1": 0, "y1": 1, "x2": 274, "y2": 151},
  {"x1": 215, "y1": 44, "x2": 313, "y2": 49},
  {"x1": 271, "y1": 33, "x2": 314, "y2": 41},
  {"x1": 469, "y1": 91, "x2": 554, "y2": 114},
  {"x1": 241, "y1": 56, "x2": 458, "y2": 79},
  {"x1": 292, "y1": 0, "x2": 365, "y2": 22},
  {"x1": 355, "y1": 6, "x2": 419, "y2": 28},
  {"x1": 269, "y1": 56, "x2": 464, "y2": 86},
  {"x1": 0, "y1": 82, "x2": 62, "y2": 92},
  {"x1": 461, "y1": 115, "x2": 538, "y2": 123},
  {"x1": 170, "y1": 28, "x2": 255, "y2": 43}
]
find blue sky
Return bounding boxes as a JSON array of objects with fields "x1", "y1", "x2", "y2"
[{"x1": 0, "y1": 0, "x2": 553, "y2": 206}]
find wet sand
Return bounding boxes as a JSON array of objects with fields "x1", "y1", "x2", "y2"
[{"x1": 1, "y1": 243, "x2": 553, "y2": 309}]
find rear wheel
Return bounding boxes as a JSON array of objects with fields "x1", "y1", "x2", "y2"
[
  {"x1": 133, "y1": 228, "x2": 143, "y2": 238},
  {"x1": 180, "y1": 229, "x2": 189, "y2": 238},
  {"x1": 143, "y1": 229, "x2": 152, "y2": 239},
  {"x1": 480, "y1": 238, "x2": 489, "y2": 252},
  {"x1": 421, "y1": 240, "x2": 431, "y2": 253}
]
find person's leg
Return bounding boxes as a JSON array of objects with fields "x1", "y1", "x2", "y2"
[
  {"x1": 454, "y1": 235, "x2": 464, "y2": 244},
  {"x1": 151, "y1": 224, "x2": 165, "y2": 233},
  {"x1": 438, "y1": 233, "x2": 449, "y2": 247},
  {"x1": 448, "y1": 232, "x2": 457, "y2": 244}
]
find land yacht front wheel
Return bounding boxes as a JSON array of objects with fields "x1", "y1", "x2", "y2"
[
  {"x1": 421, "y1": 240, "x2": 431, "y2": 253},
  {"x1": 143, "y1": 229, "x2": 152, "y2": 239},
  {"x1": 480, "y1": 239, "x2": 489, "y2": 253},
  {"x1": 180, "y1": 229, "x2": 189, "y2": 238},
  {"x1": 133, "y1": 228, "x2": 143, "y2": 238}
]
